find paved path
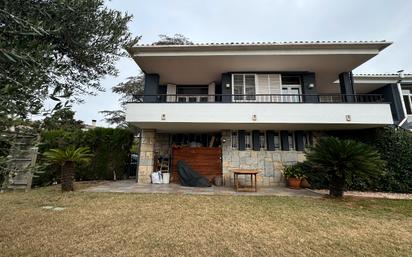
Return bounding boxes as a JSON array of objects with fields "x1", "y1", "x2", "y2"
[{"x1": 83, "y1": 180, "x2": 321, "y2": 198}]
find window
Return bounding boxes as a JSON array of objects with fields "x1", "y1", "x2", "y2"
[
  {"x1": 274, "y1": 133, "x2": 280, "y2": 149},
  {"x1": 288, "y1": 133, "x2": 295, "y2": 150},
  {"x1": 302, "y1": 132, "x2": 312, "y2": 149},
  {"x1": 259, "y1": 132, "x2": 266, "y2": 149},
  {"x1": 231, "y1": 131, "x2": 238, "y2": 148},
  {"x1": 232, "y1": 74, "x2": 256, "y2": 101},
  {"x1": 281, "y1": 75, "x2": 302, "y2": 103},
  {"x1": 245, "y1": 132, "x2": 252, "y2": 149},
  {"x1": 402, "y1": 87, "x2": 412, "y2": 115}
]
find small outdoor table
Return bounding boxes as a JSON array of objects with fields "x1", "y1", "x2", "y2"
[{"x1": 232, "y1": 169, "x2": 259, "y2": 192}]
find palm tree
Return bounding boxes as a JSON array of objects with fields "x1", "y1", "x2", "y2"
[
  {"x1": 306, "y1": 137, "x2": 384, "y2": 198},
  {"x1": 43, "y1": 146, "x2": 92, "y2": 192}
]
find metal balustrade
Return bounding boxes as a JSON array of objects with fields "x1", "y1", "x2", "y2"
[{"x1": 129, "y1": 94, "x2": 385, "y2": 104}]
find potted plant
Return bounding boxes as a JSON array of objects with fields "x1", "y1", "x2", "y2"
[{"x1": 283, "y1": 164, "x2": 305, "y2": 189}]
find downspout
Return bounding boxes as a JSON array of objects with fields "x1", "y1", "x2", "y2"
[{"x1": 397, "y1": 70, "x2": 408, "y2": 127}]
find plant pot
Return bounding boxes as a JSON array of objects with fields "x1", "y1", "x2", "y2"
[
  {"x1": 162, "y1": 173, "x2": 170, "y2": 184},
  {"x1": 287, "y1": 178, "x2": 301, "y2": 189}
]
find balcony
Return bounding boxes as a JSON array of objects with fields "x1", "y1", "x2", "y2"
[
  {"x1": 132, "y1": 93, "x2": 385, "y2": 104},
  {"x1": 126, "y1": 94, "x2": 394, "y2": 132}
]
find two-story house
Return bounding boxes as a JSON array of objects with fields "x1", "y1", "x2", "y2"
[{"x1": 126, "y1": 41, "x2": 405, "y2": 186}]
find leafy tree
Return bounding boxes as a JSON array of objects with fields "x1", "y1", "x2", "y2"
[
  {"x1": 101, "y1": 34, "x2": 193, "y2": 126},
  {"x1": 43, "y1": 146, "x2": 93, "y2": 192},
  {"x1": 0, "y1": 0, "x2": 139, "y2": 120},
  {"x1": 42, "y1": 108, "x2": 84, "y2": 130},
  {"x1": 306, "y1": 137, "x2": 384, "y2": 198},
  {"x1": 152, "y1": 34, "x2": 193, "y2": 45},
  {"x1": 100, "y1": 73, "x2": 144, "y2": 127}
]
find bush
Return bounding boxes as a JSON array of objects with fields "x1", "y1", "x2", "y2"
[
  {"x1": 309, "y1": 127, "x2": 412, "y2": 193},
  {"x1": 34, "y1": 128, "x2": 134, "y2": 186}
]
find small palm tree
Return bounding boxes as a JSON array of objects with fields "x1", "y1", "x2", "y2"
[
  {"x1": 43, "y1": 146, "x2": 93, "y2": 192},
  {"x1": 306, "y1": 137, "x2": 384, "y2": 198}
]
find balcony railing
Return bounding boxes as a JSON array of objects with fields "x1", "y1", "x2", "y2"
[{"x1": 130, "y1": 94, "x2": 385, "y2": 104}]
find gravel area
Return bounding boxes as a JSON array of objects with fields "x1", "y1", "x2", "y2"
[{"x1": 311, "y1": 189, "x2": 412, "y2": 200}]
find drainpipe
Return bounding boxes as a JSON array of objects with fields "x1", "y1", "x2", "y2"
[{"x1": 397, "y1": 70, "x2": 408, "y2": 127}]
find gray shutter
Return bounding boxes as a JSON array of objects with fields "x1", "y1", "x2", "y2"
[
  {"x1": 238, "y1": 130, "x2": 245, "y2": 151},
  {"x1": 295, "y1": 131, "x2": 305, "y2": 151},
  {"x1": 280, "y1": 131, "x2": 289, "y2": 151},
  {"x1": 266, "y1": 130, "x2": 276, "y2": 151},
  {"x1": 252, "y1": 130, "x2": 260, "y2": 151}
]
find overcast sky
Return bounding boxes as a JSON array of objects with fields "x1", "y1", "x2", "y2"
[{"x1": 68, "y1": 0, "x2": 412, "y2": 127}]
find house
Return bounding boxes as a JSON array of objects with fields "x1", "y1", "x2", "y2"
[{"x1": 126, "y1": 41, "x2": 405, "y2": 186}]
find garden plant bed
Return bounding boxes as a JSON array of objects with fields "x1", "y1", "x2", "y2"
[
  {"x1": 0, "y1": 183, "x2": 411, "y2": 257},
  {"x1": 311, "y1": 189, "x2": 412, "y2": 200}
]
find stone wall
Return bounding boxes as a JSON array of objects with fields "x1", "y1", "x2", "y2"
[
  {"x1": 221, "y1": 130, "x2": 306, "y2": 187},
  {"x1": 137, "y1": 129, "x2": 156, "y2": 184}
]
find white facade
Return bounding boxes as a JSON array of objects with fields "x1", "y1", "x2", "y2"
[{"x1": 126, "y1": 103, "x2": 393, "y2": 132}]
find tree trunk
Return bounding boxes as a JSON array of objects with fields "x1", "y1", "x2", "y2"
[
  {"x1": 61, "y1": 161, "x2": 75, "y2": 192},
  {"x1": 329, "y1": 173, "x2": 345, "y2": 198}
]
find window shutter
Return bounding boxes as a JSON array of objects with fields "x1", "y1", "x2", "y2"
[
  {"x1": 238, "y1": 130, "x2": 246, "y2": 151},
  {"x1": 166, "y1": 84, "x2": 176, "y2": 102},
  {"x1": 266, "y1": 130, "x2": 276, "y2": 151},
  {"x1": 280, "y1": 131, "x2": 289, "y2": 151},
  {"x1": 252, "y1": 130, "x2": 260, "y2": 151},
  {"x1": 295, "y1": 131, "x2": 305, "y2": 151}
]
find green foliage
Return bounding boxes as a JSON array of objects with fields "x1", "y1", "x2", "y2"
[
  {"x1": 283, "y1": 164, "x2": 305, "y2": 179},
  {"x1": 35, "y1": 128, "x2": 134, "y2": 186},
  {"x1": 43, "y1": 146, "x2": 93, "y2": 166},
  {"x1": 1, "y1": 0, "x2": 139, "y2": 118},
  {"x1": 326, "y1": 127, "x2": 412, "y2": 193},
  {"x1": 42, "y1": 108, "x2": 84, "y2": 130},
  {"x1": 306, "y1": 137, "x2": 384, "y2": 197}
]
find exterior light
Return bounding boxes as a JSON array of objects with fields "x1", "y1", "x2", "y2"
[
  {"x1": 308, "y1": 83, "x2": 315, "y2": 89},
  {"x1": 161, "y1": 114, "x2": 166, "y2": 120},
  {"x1": 226, "y1": 83, "x2": 230, "y2": 88},
  {"x1": 222, "y1": 139, "x2": 227, "y2": 143},
  {"x1": 345, "y1": 115, "x2": 351, "y2": 121},
  {"x1": 252, "y1": 114, "x2": 257, "y2": 121}
]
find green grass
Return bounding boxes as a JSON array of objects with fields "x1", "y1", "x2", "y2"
[{"x1": 0, "y1": 183, "x2": 411, "y2": 257}]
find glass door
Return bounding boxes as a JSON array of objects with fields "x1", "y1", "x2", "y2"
[{"x1": 282, "y1": 86, "x2": 301, "y2": 102}]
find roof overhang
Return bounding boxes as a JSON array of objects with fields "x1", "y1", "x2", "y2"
[
  {"x1": 128, "y1": 41, "x2": 391, "y2": 93},
  {"x1": 352, "y1": 74, "x2": 412, "y2": 93}
]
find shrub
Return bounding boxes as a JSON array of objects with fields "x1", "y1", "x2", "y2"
[
  {"x1": 306, "y1": 137, "x2": 384, "y2": 197},
  {"x1": 34, "y1": 128, "x2": 134, "y2": 186},
  {"x1": 326, "y1": 127, "x2": 412, "y2": 193}
]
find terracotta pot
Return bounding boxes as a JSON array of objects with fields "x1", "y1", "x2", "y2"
[{"x1": 287, "y1": 178, "x2": 301, "y2": 189}]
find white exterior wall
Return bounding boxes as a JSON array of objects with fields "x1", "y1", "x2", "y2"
[{"x1": 126, "y1": 103, "x2": 393, "y2": 130}]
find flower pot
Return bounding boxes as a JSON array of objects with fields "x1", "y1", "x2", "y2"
[
  {"x1": 162, "y1": 173, "x2": 170, "y2": 184},
  {"x1": 287, "y1": 178, "x2": 301, "y2": 189}
]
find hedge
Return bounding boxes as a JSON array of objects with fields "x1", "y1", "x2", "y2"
[
  {"x1": 309, "y1": 127, "x2": 412, "y2": 193},
  {"x1": 34, "y1": 128, "x2": 134, "y2": 186}
]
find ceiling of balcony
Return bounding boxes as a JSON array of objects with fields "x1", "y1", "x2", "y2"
[{"x1": 129, "y1": 41, "x2": 391, "y2": 94}]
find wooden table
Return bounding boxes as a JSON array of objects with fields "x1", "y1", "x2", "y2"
[{"x1": 232, "y1": 169, "x2": 259, "y2": 192}]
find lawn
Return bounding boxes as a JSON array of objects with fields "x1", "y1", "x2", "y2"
[{"x1": 0, "y1": 184, "x2": 411, "y2": 257}]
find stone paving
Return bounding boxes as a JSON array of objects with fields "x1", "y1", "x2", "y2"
[{"x1": 83, "y1": 180, "x2": 322, "y2": 197}]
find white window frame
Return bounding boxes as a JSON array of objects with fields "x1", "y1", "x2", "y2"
[
  {"x1": 232, "y1": 74, "x2": 258, "y2": 102},
  {"x1": 231, "y1": 131, "x2": 238, "y2": 149},
  {"x1": 259, "y1": 131, "x2": 266, "y2": 150},
  {"x1": 402, "y1": 88, "x2": 412, "y2": 115},
  {"x1": 245, "y1": 131, "x2": 252, "y2": 149}
]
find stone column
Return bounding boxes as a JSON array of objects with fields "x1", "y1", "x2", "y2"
[{"x1": 137, "y1": 129, "x2": 156, "y2": 184}]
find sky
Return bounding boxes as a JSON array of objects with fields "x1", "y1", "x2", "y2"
[{"x1": 68, "y1": 0, "x2": 412, "y2": 127}]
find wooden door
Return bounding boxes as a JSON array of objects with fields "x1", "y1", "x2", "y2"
[{"x1": 171, "y1": 147, "x2": 222, "y2": 182}]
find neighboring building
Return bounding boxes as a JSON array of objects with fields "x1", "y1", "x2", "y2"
[{"x1": 126, "y1": 41, "x2": 405, "y2": 185}]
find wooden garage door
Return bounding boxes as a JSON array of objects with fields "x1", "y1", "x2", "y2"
[{"x1": 172, "y1": 147, "x2": 222, "y2": 182}]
